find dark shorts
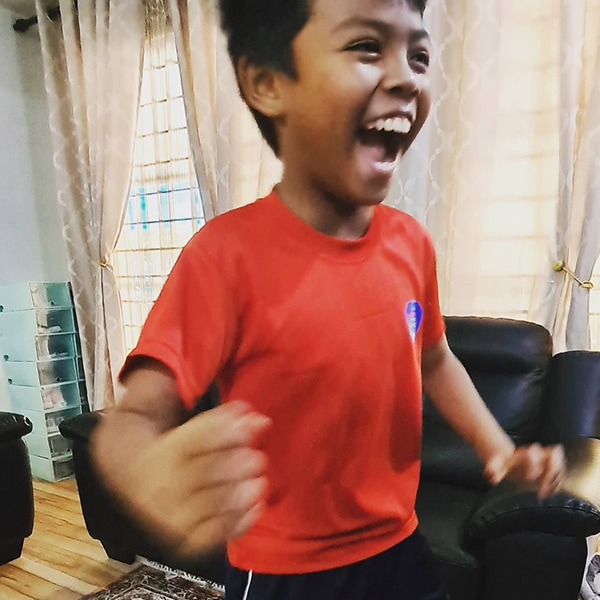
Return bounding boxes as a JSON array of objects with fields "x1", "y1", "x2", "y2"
[{"x1": 225, "y1": 528, "x2": 449, "y2": 600}]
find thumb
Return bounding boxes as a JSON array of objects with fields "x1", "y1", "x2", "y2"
[{"x1": 484, "y1": 454, "x2": 509, "y2": 485}]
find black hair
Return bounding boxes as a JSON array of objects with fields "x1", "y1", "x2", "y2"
[{"x1": 218, "y1": 0, "x2": 428, "y2": 155}]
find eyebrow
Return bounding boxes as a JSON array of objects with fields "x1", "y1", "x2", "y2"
[{"x1": 332, "y1": 16, "x2": 431, "y2": 43}]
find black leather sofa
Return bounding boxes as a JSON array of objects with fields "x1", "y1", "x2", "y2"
[
  {"x1": 0, "y1": 411, "x2": 34, "y2": 564},
  {"x1": 417, "y1": 316, "x2": 600, "y2": 600},
  {"x1": 59, "y1": 316, "x2": 600, "y2": 599}
]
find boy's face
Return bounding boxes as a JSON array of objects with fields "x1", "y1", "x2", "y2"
[{"x1": 274, "y1": 0, "x2": 431, "y2": 208}]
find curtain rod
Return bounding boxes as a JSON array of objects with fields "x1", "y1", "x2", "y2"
[{"x1": 13, "y1": 6, "x2": 60, "y2": 33}]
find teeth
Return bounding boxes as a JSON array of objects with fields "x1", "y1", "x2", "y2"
[{"x1": 366, "y1": 117, "x2": 411, "y2": 135}]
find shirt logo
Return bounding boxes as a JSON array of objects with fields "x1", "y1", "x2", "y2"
[{"x1": 405, "y1": 300, "x2": 423, "y2": 343}]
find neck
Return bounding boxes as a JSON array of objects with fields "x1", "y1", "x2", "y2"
[{"x1": 275, "y1": 182, "x2": 375, "y2": 241}]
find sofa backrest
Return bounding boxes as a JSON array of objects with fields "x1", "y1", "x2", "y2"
[
  {"x1": 421, "y1": 316, "x2": 553, "y2": 490},
  {"x1": 538, "y1": 350, "x2": 600, "y2": 443}
]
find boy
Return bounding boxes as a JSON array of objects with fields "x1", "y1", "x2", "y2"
[{"x1": 93, "y1": 1, "x2": 565, "y2": 598}]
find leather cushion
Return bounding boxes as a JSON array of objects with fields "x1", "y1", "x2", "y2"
[{"x1": 416, "y1": 480, "x2": 484, "y2": 600}]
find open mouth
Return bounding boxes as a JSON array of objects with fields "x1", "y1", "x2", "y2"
[{"x1": 358, "y1": 117, "x2": 411, "y2": 163}]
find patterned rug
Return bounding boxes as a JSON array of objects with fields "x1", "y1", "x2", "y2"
[{"x1": 81, "y1": 562, "x2": 225, "y2": 600}]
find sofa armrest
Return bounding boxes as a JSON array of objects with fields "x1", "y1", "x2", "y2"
[
  {"x1": 466, "y1": 490, "x2": 599, "y2": 542},
  {"x1": 0, "y1": 412, "x2": 33, "y2": 442},
  {"x1": 466, "y1": 436, "x2": 600, "y2": 543},
  {"x1": 59, "y1": 410, "x2": 104, "y2": 443}
]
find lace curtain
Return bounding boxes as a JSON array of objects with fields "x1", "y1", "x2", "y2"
[
  {"x1": 389, "y1": 0, "x2": 600, "y2": 350},
  {"x1": 35, "y1": 0, "x2": 145, "y2": 408},
  {"x1": 539, "y1": 0, "x2": 600, "y2": 350},
  {"x1": 168, "y1": 0, "x2": 281, "y2": 218}
]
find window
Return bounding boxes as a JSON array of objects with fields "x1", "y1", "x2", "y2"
[{"x1": 114, "y1": 29, "x2": 204, "y2": 351}]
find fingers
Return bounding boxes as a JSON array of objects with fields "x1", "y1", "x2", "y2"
[
  {"x1": 190, "y1": 475, "x2": 269, "y2": 529},
  {"x1": 536, "y1": 444, "x2": 565, "y2": 499},
  {"x1": 182, "y1": 445, "x2": 268, "y2": 490},
  {"x1": 172, "y1": 401, "x2": 273, "y2": 457},
  {"x1": 484, "y1": 454, "x2": 509, "y2": 485},
  {"x1": 513, "y1": 443, "x2": 545, "y2": 481},
  {"x1": 134, "y1": 401, "x2": 272, "y2": 557},
  {"x1": 178, "y1": 500, "x2": 267, "y2": 557},
  {"x1": 487, "y1": 443, "x2": 566, "y2": 499},
  {"x1": 168, "y1": 475, "x2": 269, "y2": 557}
]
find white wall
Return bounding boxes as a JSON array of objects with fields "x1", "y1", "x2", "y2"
[{"x1": 0, "y1": 6, "x2": 69, "y2": 409}]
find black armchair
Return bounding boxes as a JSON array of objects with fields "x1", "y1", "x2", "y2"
[
  {"x1": 0, "y1": 411, "x2": 34, "y2": 564},
  {"x1": 417, "y1": 316, "x2": 600, "y2": 600},
  {"x1": 58, "y1": 406, "x2": 226, "y2": 583}
]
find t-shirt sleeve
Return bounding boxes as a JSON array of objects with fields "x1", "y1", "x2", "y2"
[
  {"x1": 421, "y1": 232, "x2": 446, "y2": 350},
  {"x1": 119, "y1": 233, "x2": 238, "y2": 410}
]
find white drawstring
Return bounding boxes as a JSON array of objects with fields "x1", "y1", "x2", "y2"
[{"x1": 241, "y1": 569, "x2": 254, "y2": 600}]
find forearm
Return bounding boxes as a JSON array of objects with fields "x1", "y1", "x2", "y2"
[
  {"x1": 92, "y1": 409, "x2": 168, "y2": 498},
  {"x1": 422, "y1": 337, "x2": 565, "y2": 496},
  {"x1": 91, "y1": 361, "x2": 186, "y2": 502},
  {"x1": 90, "y1": 360, "x2": 272, "y2": 556},
  {"x1": 422, "y1": 340, "x2": 514, "y2": 467}
]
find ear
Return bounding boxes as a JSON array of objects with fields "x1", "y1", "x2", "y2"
[{"x1": 236, "y1": 57, "x2": 285, "y2": 118}]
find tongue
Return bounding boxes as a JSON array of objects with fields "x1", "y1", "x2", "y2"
[
  {"x1": 359, "y1": 129, "x2": 393, "y2": 163},
  {"x1": 359, "y1": 130, "x2": 395, "y2": 162}
]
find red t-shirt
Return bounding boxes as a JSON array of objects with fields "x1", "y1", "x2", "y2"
[{"x1": 121, "y1": 190, "x2": 445, "y2": 574}]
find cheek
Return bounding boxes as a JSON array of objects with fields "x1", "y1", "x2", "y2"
[
  {"x1": 356, "y1": 62, "x2": 383, "y2": 85},
  {"x1": 412, "y1": 88, "x2": 432, "y2": 136},
  {"x1": 416, "y1": 82, "x2": 432, "y2": 126}
]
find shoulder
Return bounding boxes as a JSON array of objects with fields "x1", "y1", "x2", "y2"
[
  {"x1": 184, "y1": 194, "x2": 274, "y2": 256},
  {"x1": 159, "y1": 200, "x2": 272, "y2": 299},
  {"x1": 201, "y1": 196, "x2": 270, "y2": 237},
  {"x1": 377, "y1": 204, "x2": 435, "y2": 247}
]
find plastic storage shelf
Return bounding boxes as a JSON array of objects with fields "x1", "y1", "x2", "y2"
[
  {"x1": 29, "y1": 454, "x2": 75, "y2": 482},
  {"x1": 1, "y1": 332, "x2": 78, "y2": 362},
  {"x1": 0, "y1": 281, "x2": 72, "y2": 312},
  {"x1": 0, "y1": 281, "x2": 86, "y2": 482},
  {"x1": 4, "y1": 357, "x2": 79, "y2": 388},
  {"x1": 0, "y1": 308, "x2": 76, "y2": 339},
  {"x1": 19, "y1": 406, "x2": 82, "y2": 437},
  {"x1": 26, "y1": 432, "x2": 72, "y2": 459},
  {"x1": 8, "y1": 381, "x2": 83, "y2": 413}
]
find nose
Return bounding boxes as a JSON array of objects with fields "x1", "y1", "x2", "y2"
[{"x1": 384, "y1": 54, "x2": 420, "y2": 97}]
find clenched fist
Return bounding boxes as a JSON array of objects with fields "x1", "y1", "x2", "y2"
[{"x1": 92, "y1": 361, "x2": 272, "y2": 559}]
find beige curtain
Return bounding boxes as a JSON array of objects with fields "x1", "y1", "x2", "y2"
[
  {"x1": 531, "y1": 0, "x2": 600, "y2": 350},
  {"x1": 388, "y1": 0, "x2": 600, "y2": 350},
  {"x1": 389, "y1": 0, "x2": 505, "y2": 313},
  {"x1": 36, "y1": 0, "x2": 145, "y2": 408},
  {"x1": 168, "y1": 0, "x2": 281, "y2": 218}
]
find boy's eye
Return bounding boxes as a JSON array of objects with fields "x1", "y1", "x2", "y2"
[
  {"x1": 347, "y1": 39, "x2": 382, "y2": 56},
  {"x1": 412, "y1": 50, "x2": 430, "y2": 67}
]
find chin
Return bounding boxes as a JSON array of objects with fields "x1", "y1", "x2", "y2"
[
  {"x1": 341, "y1": 192, "x2": 389, "y2": 210},
  {"x1": 357, "y1": 181, "x2": 394, "y2": 206},
  {"x1": 324, "y1": 172, "x2": 393, "y2": 209}
]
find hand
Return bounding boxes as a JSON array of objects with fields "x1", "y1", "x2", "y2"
[
  {"x1": 111, "y1": 400, "x2": 272, "y2": 558},
  {"x1": 484, "y1": 443, "x2": 566, "y2": 499}
]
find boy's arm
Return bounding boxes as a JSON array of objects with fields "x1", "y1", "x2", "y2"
[
  {"x1": 421, "y1": 336, "x2": 565, "y2": 498},
  {"x1": 91, "y1": 358, "x2": 271, "y2": 558}
]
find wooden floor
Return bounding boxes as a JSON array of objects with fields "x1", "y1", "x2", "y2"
[{"x1": 0, "y1": 478, "x2": 137, "y2": 600}]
